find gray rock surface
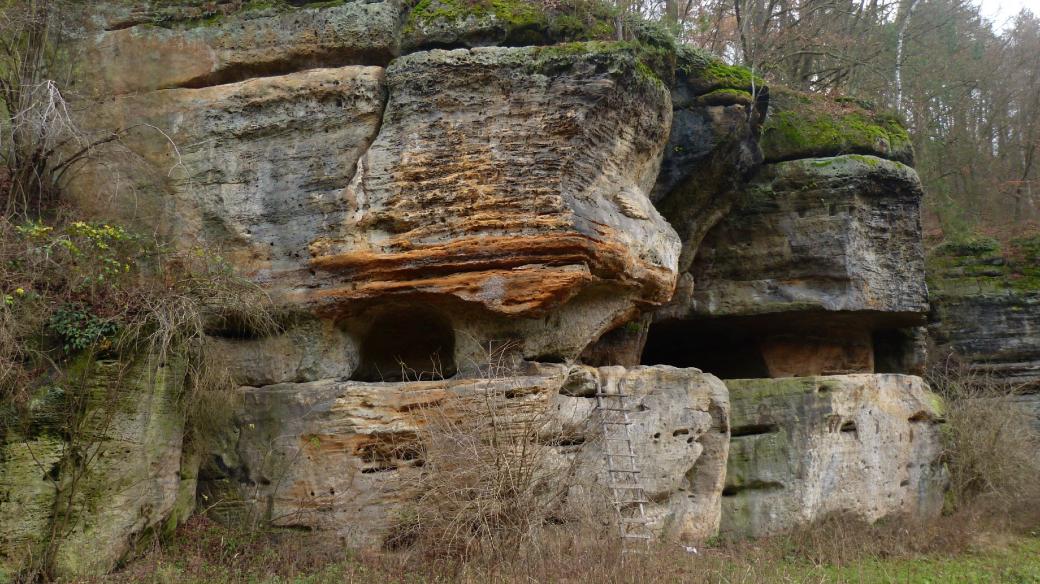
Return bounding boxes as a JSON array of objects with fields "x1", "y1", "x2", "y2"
[
  {"x1": 720, "y1": 374, "x2": 946, "y2": 538},
  {"x1": 690, "y1": 155, "x2": 927, "y2": 320}
]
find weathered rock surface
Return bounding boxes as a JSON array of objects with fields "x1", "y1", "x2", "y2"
[
  {"x1": 6, "y1": 3, "x2": 950, "y2": 576},
  {"x1": 75, "y1": 42, "x2": 680, "y2": 367},
  {"x1": 300, "y1": 45, "x2": 679, "y2": 363},
  {"x1": 74, "y1": 65, "x2": 388, "y2": 287},
  {"x1": 927, "y1": 236, "x2": 1040, "y2": 428},
  {"x1": 77, "y1": 1, "x2": 403, "y2": 96},
  {"x1": 928, "y1": 236, "x2": 1040, "y2": 389},
  {"x1": 645, "y1": 155, "x2": 928, "y2": 379},
  {"x1": 645, "y1": 86, "x2": 927, "y2": 380},
  {"x1": 201, "y1": 364, "x2": 729, "y2": 544},
  {"x1": 651, "y1": 46, "x2": 766, "y2": 275},
  {"x1": 690, "y1": 155, "x2": 927, "y2": 320},
  {"x1": 307, "y1": 46, "x2": 677, "y2": 314},
  {"x1": 0, "y1": 357, "x2": 190, "y2": 578},
  {"x1": 720, "y1": 374, "x2": 946, "y2": 538}
]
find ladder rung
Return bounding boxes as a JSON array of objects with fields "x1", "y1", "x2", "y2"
[
  {"x1": 605, "y1": 452, "x2": 638, "y2": 457},
  {"x1": 596, "y1": 392, "x2": 634, "y2": 397},
  {"x1": 607, "y1": 469, "x2": 640, "y2": 473},
  {"x1": 602, "y1": 421, "x2": 634, "y2": 426},
  {"x1": 597, "y1": 407, "x2": 635, "y2": 412},
  {"x1": 621, "y1": 533, "x2": 653, "y2": 540}
]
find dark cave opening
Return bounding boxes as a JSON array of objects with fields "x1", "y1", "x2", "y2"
[
  {"x1": 350, "y1": 308, "x2": 457, "y2": 382},
  {"x1": 641, "y1": 320, "x2": 771, "y2": 379},
  {"x1": 872, "y1": 328, "x2": 914, "y2": 374}
]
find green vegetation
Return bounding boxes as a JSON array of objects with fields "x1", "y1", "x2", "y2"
[
  {"x1": 927, "y1": 231, "x2": 1040, "y2": 295},
  {"x1": 696, "y1": 87, "x2": 754, "y2": 105},
  {"x1": 525, "y1": 40, "x2": 673, "y2": 88},
  {"x1": 761, "y1": 87, "x2": 912, "y2": 163},
  {"x1": 676, "y1": 44, "x2": 762, "y2": 92},
  {"x1": 820, "y1": 539, "x2": 1040, "y2": 583},
  {"x1": 402, "y1": 0, "x2": 675, "y2": 59}
]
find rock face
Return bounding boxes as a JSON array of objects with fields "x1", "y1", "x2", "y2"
[
  {"x1": 691, "y1": 155, "x2": 927, "y2": 319},
  {"x1": 0, "y1": 357, "x2": 189, "y2": 578},
  {"x1": 721, "y1": 375, "x2": 946, "y2": 538},
  {"x1": 75, "y1": 41, "x2": 680, "y2": 368},
  {"x1": 645, "y1": 90, "x2": 928, "y2": 380},
  {"x1": 927, "y1": 236, "x2": 1040, "y2": 429},
  {"x1": 79, "y1": 1, "x2": 403, "y2": 96},
  {"x1": 928, "y1": 236, "x2": 1040, "y2": 389},
  {"x1": 201, "y1": 364, "x2": 729, "y2": 544},
  {"x1": 1, "y1": 1, "x2": 952, "y2": 577},
  {"x1": 305, "y1": 45, "x2": 679, "y2": 363}
]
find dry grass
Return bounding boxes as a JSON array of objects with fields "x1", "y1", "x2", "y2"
[
  {"x1": 93, "y1": 503, "x2": 1040, "y2": 584},
  {"x1": 926, "y1": 357, "x2": 1040, "y2": 512},
  {"x1": 385, "y1": 343, "x2": 601, "y2": 564}
]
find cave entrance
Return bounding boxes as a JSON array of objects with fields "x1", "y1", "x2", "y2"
[
  {"x1": 872, "y1": 328, "x2": 918, "y2": 374},
  {"x1": 641, "y1": 320, "x2": 771, "y2": 379},
  {"x1": 351, "y1": 308, "x2": 456, "y2": 382}
]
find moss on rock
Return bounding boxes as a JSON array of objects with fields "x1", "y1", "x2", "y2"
[
  {"x1": 675, "y1": 45, "x2": 762, "y2": 95},
  {"x1": 401, "y1": 0, "x2": 677, "y2": 66},
  {"x1": 760, "y1": 87, "x2": 913, "y2": 164},
  {"x1": 927, "y1": 231, "x2": 1040, "y2": 296}
]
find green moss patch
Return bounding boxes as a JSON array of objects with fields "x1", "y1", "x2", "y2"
[
  {"x1": 760, "y1": 87, "x2": 913, "y2": 164},
  {"x1": 675, "y1": 45, "x2": 762, "y2": 95},
  {"x1": 402, "y1": 0, "x2": 676, "y2": 63},
  {"x1": 927, "y1": 231, "x2": 1040, "y2": 295}
]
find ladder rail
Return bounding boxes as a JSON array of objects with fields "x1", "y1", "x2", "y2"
[{"x1": 595, "y1": 377, "x2": 652, "y2": 552}]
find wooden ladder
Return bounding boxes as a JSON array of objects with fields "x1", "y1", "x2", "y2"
[{"x1": 595, "y1": 377, "x2": 653, "y2": 552}]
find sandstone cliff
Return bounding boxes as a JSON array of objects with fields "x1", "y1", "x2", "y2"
[{"x1": 0, "y1": 1, "x2": 948, "y2": 577}]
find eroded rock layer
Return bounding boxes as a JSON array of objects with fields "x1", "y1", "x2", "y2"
[
  {"x1": 305, "y1": 46, "x2": 679, "y2": 320},
  {"x1": 646, "y1": 90, "x2": 928, "y2": 380},
  {"x1": 201, "y1": 365, "x2": 730, "y2": 544}
]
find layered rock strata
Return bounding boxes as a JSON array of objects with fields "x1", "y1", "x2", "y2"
[
  {"x1": 927, "y1": 236, "x2": 1040, "y2": 429},
  {"x1": 0, "y1": 1, "x2": 953, "y2": 577}
]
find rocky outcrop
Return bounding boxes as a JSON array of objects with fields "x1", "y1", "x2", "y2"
[
  {"x1": 201, "y1": 364, "x2": 729, "y2": 544},
  {"x1": 0, "y1": 1, "x2": 952, "y2": 577},
  {"x1": 306, "y1": 45, "x2": 679, "y2": 349},
  {"x1": 645, "y1": 90, "x2": 928, "y2": 379},
  {"x1": 691, "y1": 155, "x2": 927, "y2": 320},
  {"x1": 75, "y1": 41, "x2": 680, "y2": 368},
  {"x1": 927, "y1": 235, "x2": 1040, "y2": 429},
  {"x1": 0, "y1": 357, "x2": 189, "y2": 578},
  {"x1": 720, "y1": 375, "x2": 946, "y2": 538}
]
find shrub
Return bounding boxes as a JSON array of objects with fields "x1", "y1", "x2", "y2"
[
  {"x1": 927, "y1": 357, "x2": 1040, "y2": 512},
  {"x1": 386, "y1": 344, "x2": 601, "y2": 564}
]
